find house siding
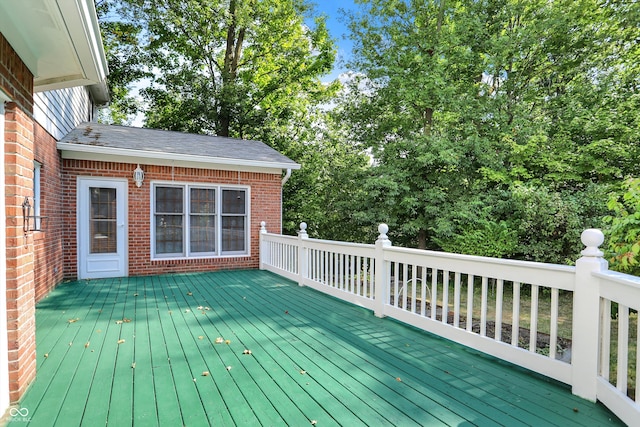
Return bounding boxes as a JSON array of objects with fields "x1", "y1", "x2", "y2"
[
  {"x1": 34, "y1": 87, "x2": 94, "y2": 141},
  {"x1": 1, "y1": 32, "x2": 37, "y2": 403},
  {"x1": 62, "y1": 161, "x2": 283, "y2": 278}
]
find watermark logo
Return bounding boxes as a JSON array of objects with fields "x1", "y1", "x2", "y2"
[{"x1": 9, "y1": 407, "x2": 30, "y2": 422}]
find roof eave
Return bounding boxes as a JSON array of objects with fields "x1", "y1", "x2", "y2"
[
  {"x1": 0, "y1": 0, "x2": 109, "y2": 92},
  {"x1": 57, "y1": 142, "x2": 301, "y2": 172}
]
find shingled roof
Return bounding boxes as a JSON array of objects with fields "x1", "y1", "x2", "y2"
[{"x1": 58, "y1": 122, "x2": 300, "y2": 172}]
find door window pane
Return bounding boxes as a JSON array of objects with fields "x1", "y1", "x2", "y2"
[{"x1": 90, "y1": 187, "x2": 117, "y2": 253}]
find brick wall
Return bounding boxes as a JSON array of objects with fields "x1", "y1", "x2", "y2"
[
  {"x1": 33, "y1": 125, "x2": 64, "y2": 302},
  {"x1": 0, "y1": 34, "x2": 33, "y2": 112},
  {"x1": 1, "y1": 33, "x2": 37, "y2": 403},
  {"x1": 62, "y1": 161, "x2": 283, "y2": 278}
]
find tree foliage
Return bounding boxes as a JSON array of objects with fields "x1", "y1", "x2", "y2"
[
  {"x1": 96, "y1": 0, "x2": 149, "y2": 124},
  {"x1": 605, "y1": 178, "x2": 640, "y2": 275},
  {"x1": 121, "y1": 0, "x2": 337, "y2": 139},
  {"x1": 339, "y1": 0, "x2": 639, "y2": 262}
]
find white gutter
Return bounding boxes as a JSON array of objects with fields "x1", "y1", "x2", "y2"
[
  {"x1": 57, "y1": 142, "x2": 301, "y2": 171},
  {"x1": 281, "y1": 168, "x2": 292, "y2": 185}
]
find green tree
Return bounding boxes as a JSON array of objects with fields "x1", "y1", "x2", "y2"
[
  {"x1": 605, "y1": 178, "x2": 640, "y2": 276},
  {"x1": 96, "y1": 0, "x2": 149, "y2": 124},
  {"x1": 341, "y1": 0, "x2": 638, "y2": 263},
  {"x1": 342, "y1": 0, "x2": 498, "y2": 249},
  {"x1": 121, "y1": 0, "x2": 336, "y2": 138}
]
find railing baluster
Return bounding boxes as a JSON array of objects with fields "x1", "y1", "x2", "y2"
[
  {"x1": 349, "y1": 255, "x2": 354, "y2": 293},
  {"x1": 512, "y1": 282, "x2": 521, "y2": 347},
  {"x1": 363, "y1": 257, "x2": 368, "y2": 297},
  {"x1": 356, "y1": 256, "x2": 361, "y2": 296},
  {"x1": 636, "y1": 315, "x2": 639, "y2": 403},
  {"x1": 454, "y1": 272, "x2": 461, "y2": 328},
  {"x1": 411, "y1": 264, "x2": 417, "y2": 313},
  {"x1": 617, "y1": 304, "x2": 629, "y2": 395},
  {"x1": 480, "y1": 276, "x2": 488, "y2": 337},
  {"x1": 495, "y1": 279, "x2": 504, "y2": 342},
  {"x1": 600, "y1": 299, "x2": 611, "y2": 380},
  {"x1": 550, "y1": 288, "x2": 559, "y2": 359},
  {"x1": 426, "y1": 267, "x2": 433, "y2": 319},
  {"x1": 393, "y1": 262, "x2": 399, "y2": 307},
  {"x1": 341, "y1": 253, "x2": 345, "y2": 290},
  {"x1": 442, "y1": 271, "x2": 449, "y2": 324},
  {"x1": 530, "y1": 285, "x2": 539, "y2": 352},
  {"x1": 466, "y1": 275, "x2": 474, "y2": 332},
  {"x1": 402, "y1": 263, "x2": 408, "y2": 310}
]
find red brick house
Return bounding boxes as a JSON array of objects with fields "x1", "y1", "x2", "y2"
[
  {"x1": 0, "y1": 1, "x2": 298, "y2": 416},
  {"x1": 58, "y1": 123, "x2": 299, "y2": 279}
]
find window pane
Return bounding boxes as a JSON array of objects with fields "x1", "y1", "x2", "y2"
[
  {"x1": 222, "y1": 189, "x2": 246, "y2": 214},
  {"x1": 221, "y1": 216, "x2": 245, "y2": 252},
  {"x1": 190, "y1": 188, "x2": 215, "y2": 214},
  {"x1": 90, "y1": 187, "x2": 117, "y2": 253},
  {"x1": 190, "y1": 215, "x2": 215, "y2": 253},
  {"x1": 155, "y1": 215, "x2": 183, "y2": 254},
  {"x1": 156, "y1": 187, "x2": 183, "y2": 213}
]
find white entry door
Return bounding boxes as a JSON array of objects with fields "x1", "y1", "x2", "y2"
[{"x1": 78, "y1": 179, "x2": 127, "y2": 279}]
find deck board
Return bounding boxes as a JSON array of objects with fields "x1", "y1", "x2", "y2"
[{"x1": 9, "y1": 270, "x2": 624, "y2": 426}]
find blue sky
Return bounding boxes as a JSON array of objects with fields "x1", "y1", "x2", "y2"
[{"x1": 311, "y1": 0, "x2": 358, "y2": 80}]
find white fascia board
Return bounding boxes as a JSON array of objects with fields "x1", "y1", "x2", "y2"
[
  {"x1": 57, "y1": 142, "x2": 301, "y2": 173},
  {"x1": 53, "y1": 0, "x2": 109, "y2": 83}
]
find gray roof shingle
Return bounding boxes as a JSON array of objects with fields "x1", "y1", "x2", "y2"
[{"x1": 58, "y1": 122, "x2": 300, "y2": 169}]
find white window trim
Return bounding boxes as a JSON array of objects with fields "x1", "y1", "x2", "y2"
[
  {"x1": 33, "y1": 161, "x2": 42, "y2": 231},
  {"x1": 150, "y1": 181, "x2": 251, "y2": 260}
]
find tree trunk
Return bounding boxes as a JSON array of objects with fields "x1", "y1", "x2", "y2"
[
  {"x1": 418, "y1": 229, "x2": 427, "y2": 250},
  {"x1": 220, "y1": 0, "x2": 245, "y2": 137}
]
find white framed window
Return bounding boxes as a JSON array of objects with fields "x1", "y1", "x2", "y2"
[
  {"x1": 152, "y1": 183, "x2": 249, "y2": 259},
  {"x1": 33, "y1": 161, "x2": 42, "y2": 230}
]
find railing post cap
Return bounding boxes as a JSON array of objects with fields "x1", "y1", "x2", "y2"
[
  {"x1": 298, "y1": 222, "x2": 308, "y2": 238},
  {"x1": 580, "y1": 228, "x2": 604, "y2": 257},
  {"x1": 260, "y1": 221, "x2": 267, "y2": 233},
  {"x1": 377, "y1": 223, "x2": 389, "y2": 240}
]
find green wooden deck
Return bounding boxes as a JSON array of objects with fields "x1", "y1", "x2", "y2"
[{"x1": 8, "y1": 270, "x2": 622, "y2": 426}]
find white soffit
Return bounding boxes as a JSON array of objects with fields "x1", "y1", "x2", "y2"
[{"x1": 0, "y1": 0, "x2": 108, "y2": 91}]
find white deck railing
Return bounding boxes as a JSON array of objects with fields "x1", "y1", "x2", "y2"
[{"x1": 260, "y1": 222, "x2": 639, "y2": 426}]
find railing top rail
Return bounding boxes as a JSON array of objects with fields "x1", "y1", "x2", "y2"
[
  {"x1": 263, "y1": 232, "x2": 376, "y2": 249},
  {"x1": 594, "y1": 270, "x2": 640, "y2": 288},
  {"x1": 302, "y1": 238, "x2": 376, "y2": 250},
  {"x1": 262, "y1": 232, "x2": 297, "y2": 240},
  {"x1": 384, "y1": 244, "x2": 576, "y2": 273}
]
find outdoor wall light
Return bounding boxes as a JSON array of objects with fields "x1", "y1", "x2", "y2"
[
  {"x1": 133, "y1": 164, "x2": 145, "y2": 187},
  {"x1": 22, "y1": 196, "x2": 31, "y2": 233},
  {"x1": 21, "y1": 196, "x2": 47, "y2": 232}
]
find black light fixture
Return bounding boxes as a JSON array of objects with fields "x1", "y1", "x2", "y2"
[{"x1": 22, "y1": 196, "x2": 31, "y2": 233}]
